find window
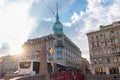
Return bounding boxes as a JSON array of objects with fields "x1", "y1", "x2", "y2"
[
  {"x1": 116, "y1": 30, "x2": 120, "y2": 34},
  {"x1": 117, "y1": 38, "x2": 120, "y2": 43},
  {"x1": 113, "y1": 57, "x2": 118, "y2": 63},
  {"x1": 56, "y1": 40, "x2": 63, "y2": 46},
  {"x1": 100, "y1": 34, "x2": 103, "y2": 37},
  {"x1": 57, "y1": 47, "x2": 63, "y2": 59},
  {"x1": 91, "y1": 42, "x2": 94, "y2": 48},
  {"x1": 110, "y1": 30, "x2": 114, "y2": 37},
  {"x1": 98, "y1": 51, "x2": 101, "y2": 54},
  {"x1": 57, "y1": 53, "x2": 63, "y2": 59},
  {"x1": 57, "y1": 47, "x2": 62, "y2": 52},
  {"x1": 107, "y1": 58, "x2": 110, "y2": 63},
  {"x1": 111, "y1": 40, "x2": 115, "y2": 45},
  {"x1": 91, "y1": 36, "x2": 94, "y2": 40},
  {"x1": 112, "y1": 48, "x2": 116, "y2": 53},
  {"x1": 96, "y1": 36, "x2": 98, "y2": 39},
  {"x1": 99, "y1": 58, "x2": 102, "y2": 64},
  {"x1": 105, "y1": 41, "x2": 107, "y2": 46},
  {"x1": 104, "y1": 34, "x2": 106, "y2": 38},
  {"x1": 97, "y1": 42, "x2": 99, "y2": 47},
  {"x1": 19, "y1": 61, "x2": 31, "y2": 69},
  {"x1": 93, "y1": 59, "x2": 97, "y2": 64},
  {"x1": 111, "y1": 30, "x2": 114, "y2": 33},
  {"x1": 110, "y1": 33, "x2": 112, "y2": 37}
]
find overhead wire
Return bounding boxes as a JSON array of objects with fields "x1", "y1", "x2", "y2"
[{"x1": 41, "y1": 0, "x2": 55, "y2": 15}]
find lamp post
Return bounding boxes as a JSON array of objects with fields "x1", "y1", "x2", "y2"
[{"x1": 48, "y1": 48, "x2": 54, "y2": 73}]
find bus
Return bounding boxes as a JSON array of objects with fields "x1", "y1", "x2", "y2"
[{"x1": 15, "y1": 60, "x2": 52, "y2": 75}]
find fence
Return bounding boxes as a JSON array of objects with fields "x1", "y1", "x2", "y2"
[
  {"x1": 86, "y1": 74, "x2": 120, "y2": 80},
  {"x1": 50, "y1": 71, "x2": 84, "y2": 80}
]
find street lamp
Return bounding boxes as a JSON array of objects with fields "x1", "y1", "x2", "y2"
[{"x1": 48, "y1": 48, "x2": 54, "y2": 73}]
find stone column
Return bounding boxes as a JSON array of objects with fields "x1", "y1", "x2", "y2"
[
  {"x1": 119, "y1": 66, "x2": 120, "y2": 74},
  {"x1": 92, "y1": 68, "x2": 95, "y2": 74},
  {"x1": 105, "y1": 67, "x2": 109, "y2": 74},
  {"x1": 39, "y1": 39, "x2": 49, "y2": 80}
]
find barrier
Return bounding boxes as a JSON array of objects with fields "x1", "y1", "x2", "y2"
[{"x1": 50, "y1": 71, "x2": 84, "y2": 80}]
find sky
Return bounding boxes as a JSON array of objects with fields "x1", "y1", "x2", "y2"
[{"x1": 0, "y1": 0, "x2": 120, "y2": 61}]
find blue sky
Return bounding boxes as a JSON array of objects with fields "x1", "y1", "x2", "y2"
[{"x1": 0, "y1": 0, "x2": 120, "y2": 61}]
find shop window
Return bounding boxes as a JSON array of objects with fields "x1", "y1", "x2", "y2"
[
  {"x1": 109, "y1": 67, "x2": 119, "y2": 74},
  {"x1": 95, "y1": 67, "x2": 103, "y2": 74}
]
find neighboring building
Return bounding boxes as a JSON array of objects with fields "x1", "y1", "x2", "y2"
[
  {"x1": 22, "y1": 10, "x2": 82, "y2": 72},
  {"x1": 82, "y1": 57, "x2": 90, "y2": 74},
  {"x1": 0, "y1": 55, "x2": 21, "y2": 73},
  {"x1": 87, "y1": 21, "x2": 120, "y2": 74},
  {"x1": 0, "y1": 57, "x2": 3, "y2": 73}
]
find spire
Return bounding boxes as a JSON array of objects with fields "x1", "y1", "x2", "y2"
[
  {"x1": 53, "y1": 3, "x2": 63, "y2": 34},
  {"x1": 56, "y1": 3, "x2": 59, "y2": 22}
]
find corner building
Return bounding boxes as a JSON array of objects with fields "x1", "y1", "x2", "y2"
[
  {"x1": 22, "y1": 12, "x2": 82, "y2": 72},
  {"x1": 87, "y1": 21, "x2": 120, "y2": 74}
]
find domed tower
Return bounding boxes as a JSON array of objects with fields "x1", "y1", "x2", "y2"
[{"x1": 53, "y1": 5, "x2": 63, "y2": 35}]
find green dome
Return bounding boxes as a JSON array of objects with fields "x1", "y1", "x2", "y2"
[{"x1": 53, "y1": 12, "x2": 63, "y2": 34}]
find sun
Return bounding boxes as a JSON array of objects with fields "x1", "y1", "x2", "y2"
[{"x1": 10, "y1": 46, "x2": 22, "y2": 55}]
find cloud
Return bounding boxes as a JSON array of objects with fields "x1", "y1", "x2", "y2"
[
  {"x1": 64, "y1": 0, "x2": 120, "y2": 61},
  {"x1": 63, "y1": 22, "x2": 72, "y2": 27},
  {"x1": 0, "y1": 43, "x2": 10, "y2": 56},
  {"x1": 43, "y1": 18, "x2": 54, "y2": 22},
  {"x1": 0, "y1": 0, "x2": 37, "y2": 55}
]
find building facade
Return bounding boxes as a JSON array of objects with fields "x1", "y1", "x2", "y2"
[
  {"x1": 82, "y1": 57, "x2": 90, "y2": 74},
  {"x1": 0, "y1": 55, "x2": 21, "y2": 73},
  {"x1": 22, "y1": 11, "x2": 82, "y2": 72},
  {"x1": 87, "y1": 21, "x2": 120, "y2": 74}
]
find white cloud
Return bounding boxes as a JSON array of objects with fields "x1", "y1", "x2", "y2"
[
  {"x1": 63, "y1": 22, "x2": 72, "y2": 27},
  {"x1": 67, "y1": 0, "x2": 120, "y2": 61},
  {"x1": 71, "y1": 12, "x2": 80, "y2": 24},
  {"x1": 43, "y1": 18, "x2": 54, "y2": 22},
  {"x1": 0, "y1": 0, "x2": 36, "y2": 55}
]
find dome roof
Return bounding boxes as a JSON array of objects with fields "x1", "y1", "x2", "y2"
[{"x1": 53, "y1": 12, "x2": 63, "y2": 34}]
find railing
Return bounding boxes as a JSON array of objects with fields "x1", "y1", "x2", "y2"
[
  {"x1": 86, "y1": 74, "x2": 120, "y2": 80},
  {"x1": 50, "y1": 71, "x2": 84, "y2": 80}
]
